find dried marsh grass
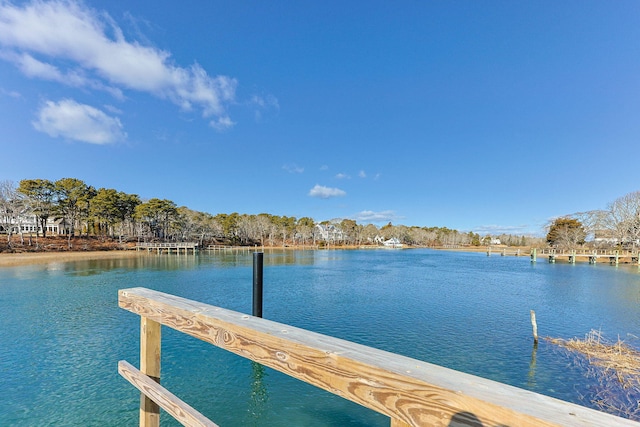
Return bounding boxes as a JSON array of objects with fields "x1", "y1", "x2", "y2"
[{"x1": 548, "y1": 330, "x2": 640, "y2": 420}]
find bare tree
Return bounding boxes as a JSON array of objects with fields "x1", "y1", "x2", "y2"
[
  {"x1": 254, "y1": 214, "x2": 273, "y2": 247},
  {"x1": 600, "y1": 191, "x2": 640, "y2": 247},
  {"x1": 295, "y1": 217, "x2": 315, "y2": 247},
  {"x1": 236, "y1": 214, "x2": 255, "y2": 245},
  {"x1": 360, "y1": 224, "x2": 379, "y2": 244},
  {"x1": 0, "y1": 180, "x2": 26, "y2": 247}
]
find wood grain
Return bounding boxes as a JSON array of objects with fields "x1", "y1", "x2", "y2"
[
  {"x1": 119, "y1": 361, "x2": 218, "y2": 427},
  {"x1": 119, "y1": 287, "x2": 640, "y2": 427},
  {"x1": 140, "y1": 317, "x2": 161, "y2": 427}
]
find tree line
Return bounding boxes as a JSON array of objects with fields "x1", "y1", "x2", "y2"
[
  {"x1": 0, "y1": 177, "x2": 541, "y2": 249},
  {"x1": 546, "y1": 190, "x2": 640, "y2": 249}
]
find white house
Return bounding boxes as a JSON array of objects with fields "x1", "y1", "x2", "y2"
[
  {"x1": 315, "y1": 224, "x2": 344, "y2": 242},
  {"x1": 383, "y1": 237, "x2": 403, "y2": 248},
  {"x1": 0, "y1": 214, "x2": 66, "y2": 235}
]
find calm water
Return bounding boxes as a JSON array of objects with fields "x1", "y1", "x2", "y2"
[{"x1": 1, "y1": 249, "x2": 639, "y2": 426}]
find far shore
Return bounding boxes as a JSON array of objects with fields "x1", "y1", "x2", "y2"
[
  {"x1": 8, "y1": 245, "x2": 636, "y2": 268},
  {"x1": 0, "y1": 245, "x2": 530, "y2": 268},
  {"x1": 0, "y1": 250, "x2": 142, "y2": 268},
  {"x1": 4, "y1": 245, "x2": 634, "y2": 269}
]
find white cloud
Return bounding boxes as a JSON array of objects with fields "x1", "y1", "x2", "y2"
[
  {"x1": 308, "y1": 184, "x2": 346, "y2": 199},
  {"x1": 209, "y1": 115, "x2": 235, "y2": 131},
  {"x1": 358, "y1": 170, "x2": 366, "y2": 178},
  {"x1": 335, "y1": 173, "x2": 350, "y2": 179},
  {"x1": 250, "y1": 94, "x2": 279, "y2": 122},
  {"x1": 250, "y1": 94, "x2": 279, "y2": 109},
  {"x1": 352, "y1": 210, "x2": 398, "y2": 223},
  {"x1": 0, "y1": 0, "x2": 235, "y2": 128},
  {"x1": 103, "y1": 104, "x2": 123, "y2": 115},
  {"x1": 13, "y1": 52, "x2": 62, "y2": 80},
  {"x1": 33, "y1": 98, "x2": 126, "y2": 144},
  {"x1": 0, "y1": 87, "x2": 21, "y2": 98},
  {"x1": 283, "y1": 164, "x2": 304, "y2": 174},
  {"x1": 4, "y1": 51, "x2": 125, "y2": 98}
]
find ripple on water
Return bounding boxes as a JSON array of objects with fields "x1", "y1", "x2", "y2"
[{"x1": 1, "y1": 249, "x2": 639, "y2": 425}]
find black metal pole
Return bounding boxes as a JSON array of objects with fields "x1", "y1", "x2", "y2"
[{"x1": 252, "y1": 252, "x2": 264, "y2": 318}]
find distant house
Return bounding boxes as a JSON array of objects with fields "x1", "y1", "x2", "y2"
[
  {"x1": 593, "y1": 230, "x2": 618, "y2": 245},
  {"x1": 383, "y1": 237, "x2": 403, "y2": 248},
  {"x1": 0, "y1": 214, "x2": 66, "y2": 235},
  {"x1": 315, "y1": 224, "x2": 344, "y2": 242},
  {"x1": 490, "y1": 238, "x2": 501, "y2": 245},
  {"x1": 593, "y1": 229, "x2": 640, "y2": 247},
  {"x1": 372, "y1": 235, "x2": 403, "y2": 247}
]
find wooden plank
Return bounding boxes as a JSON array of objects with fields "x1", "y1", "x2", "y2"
[
  {"x1": 390, "y1": 418, "x2": 412, "y2": 427},
  {"x1": 119, "y1": 360, "x2": 219, "y2": 427},
  {"x1": 119, "y1": 287, "x2": 640, "y2": 427},
  {"x1": 140, "y1": 316, "x2": 161, "y2": 427}
]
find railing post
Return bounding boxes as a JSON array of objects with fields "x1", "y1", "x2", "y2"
[
  {"x1": 140, "y1": 317, "x2": 161, "y2": 427},
  {"x1": 253, "y1": 252, "x2": 264, "y2": 318}
]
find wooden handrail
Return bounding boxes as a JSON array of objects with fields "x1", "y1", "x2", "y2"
[
  {"x1": 118, "y1": 287, "x2": 640, "y2": 427},
  {"x1": 119, "y1": 361, "x2": 218, "y2": 427},
  {"x1": 538, "y1": 248, "x2": 638, "y2": 256},
  {"x1": 136, "y1": 242, "x2": 198, "y2": 248}
]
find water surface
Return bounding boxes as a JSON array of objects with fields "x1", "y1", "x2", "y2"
[{"x1": 1, "y1": 249, "x2": 639, "y2": 426}]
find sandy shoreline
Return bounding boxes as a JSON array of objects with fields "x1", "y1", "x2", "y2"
[{"x1": 0, "y1": 250, "x2": 143, "y2": 268}]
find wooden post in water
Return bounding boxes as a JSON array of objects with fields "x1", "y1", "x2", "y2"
[
  {"x1": 253, "y1": 252, "x2": 264, "y2": 318},
  {"x1": 140, "y1": 317, "x2": 161, "y2": 427},
  {"x1": 530, "y1": 310, "x2": 538, "y2": 344},
  {"x1": 530, "y1": 248, "x2": 537, "y2": 263}
]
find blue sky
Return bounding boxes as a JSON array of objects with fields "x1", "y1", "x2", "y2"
[{"x1": 1, "y1": 1, "x2": 639, "y2": 236}]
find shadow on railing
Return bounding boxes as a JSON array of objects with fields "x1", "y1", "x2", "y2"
[{"x1": 118, "y1": 287, "x2": 639, "y2": 427}]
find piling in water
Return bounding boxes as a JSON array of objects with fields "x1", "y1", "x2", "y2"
[{"x1": 253, "y1": 252, "x2": 264, "y2": 318}]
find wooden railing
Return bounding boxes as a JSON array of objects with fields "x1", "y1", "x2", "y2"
[
  {"x1": 205, "y1": 245, "x2": 253, "y2": 251},
  {"x1": 538, "y1": 248, "x2": 638, "y2": 256},
  {"x1": 136, "y1": 242, "x2": 198, "y2": 248},
  {"x1": 118, "y1": 287, "x2": 640, "y2": 427}
]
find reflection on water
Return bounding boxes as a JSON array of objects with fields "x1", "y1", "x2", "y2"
[
  {"x1": 527, "y1": 341, "x2": 538, "y2": 389},
  {"x1": 246, "y1": 362, "x2": 269, "y2": 427},
  {"x1": 1, "y1": 249, "x2": 639, "y2": 426}
]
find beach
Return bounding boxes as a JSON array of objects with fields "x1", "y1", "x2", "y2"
[{"x1": 0, "y1": 250, "x2": 142, "y2": 268}]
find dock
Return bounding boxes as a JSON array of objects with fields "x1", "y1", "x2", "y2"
[
  {"x1": 135, "y1": 242, "x2": 198, "y2": 255},
  {"x1": 484, "y1": 247, "x2": 640, "y2": 266},
  {"x1": 536, "y1": 248, "x2": 640, "y2": 265},
  {"x1": 205, "y1": 244, "x2": 254, "y2": 253},
  {"x1": 486, "y1": 247, "x2": 523, "y2": 257}
]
